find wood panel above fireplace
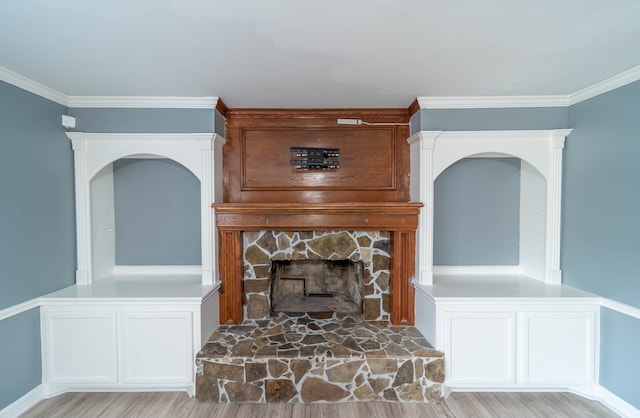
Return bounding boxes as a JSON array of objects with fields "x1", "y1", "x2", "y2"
[{"x1": 224, "y1": 108, "x2": 410, "y2": 203}]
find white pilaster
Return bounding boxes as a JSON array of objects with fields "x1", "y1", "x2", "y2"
[
  {"x1": 69, "y1": 136, "x2": 91, "y2": 284},
  {"x1": 545, "y1": 129, "x2": 571, "y2": 284},
  {"x1": 200, "y1": 137, "x2": 214, "y2": 285},
  {"x1": 211, "y1": 135, "x2": 227, "y2": 285},
  {"x1": 407, "y1": 131, "x2": 440, "y2": 285}
]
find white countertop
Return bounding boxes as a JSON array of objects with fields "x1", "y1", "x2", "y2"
[
  {"x1": 415, "y1": 274, "x2": 599, "y2": 301},
  {"x1": 41, "y1": 274, "x2": 219, "y2": 302}
]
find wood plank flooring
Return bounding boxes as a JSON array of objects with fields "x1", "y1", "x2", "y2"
[{"x1": 21, "y1": 391, "x2": 619, "y2": 418}]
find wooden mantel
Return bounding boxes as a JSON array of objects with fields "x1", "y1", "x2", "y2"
[{"x1": 213, "y1": 202, "x2": 422, "y2": 325}]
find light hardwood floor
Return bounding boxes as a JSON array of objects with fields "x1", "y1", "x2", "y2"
[{"x1": 21, "y1": 391, "x2": 619, "y2": 418}]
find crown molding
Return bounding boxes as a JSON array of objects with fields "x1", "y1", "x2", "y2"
[
  {"x1": 0, "y1": 66, "x2": 68, "y2": 106},
  {"x1": 417, "y1": 95, "x2": 571, "y2": 109},
  {"x1": 5, "y1": 63, "x2": 640, "y2": 111},
  {"x1": 66, "y1": 96, "x2": 219, "y2": 109},
  {"x1": 569, "y1": 64, "x2": 640, "y2": 105},
  {"x1": 416, "y1": 64, "x2": 640, "y2": 110}
]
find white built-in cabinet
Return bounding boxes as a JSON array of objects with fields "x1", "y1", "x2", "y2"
[
  {"x1": 416, "y1": 279, "x2": 600, "y2": 389},
  {"x1": 40, "y1": 289, "x2": 219, "y2": 396},
  {"x1": 38, "y1": 130, "x2": 226, "y2": 397},
  {"x1": 415, "y1": 280, "x2": 600, "y2": 389},
  {"x1": 42, "y1": 309, "x2": 119, "y2": 386},
  {"x1": 409, "y1": 129, "x2": 601, "y2": 391},
  {"x1": 440, "y1": 303, "x2": 596, "y2": 387}
]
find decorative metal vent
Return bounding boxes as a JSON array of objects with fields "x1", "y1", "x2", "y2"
[{"x1": 290, "y1": 146, "x2": 340, "y2": 169}]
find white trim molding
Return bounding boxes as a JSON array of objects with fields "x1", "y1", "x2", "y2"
[
  {"x1": 572, "y1": 385, "x2": 640, "y2": 418},
  {"x1": 433, "y1": 266, "x2": 522, "y2": 276},
  {"x1": 415, "y1": 64, "x2": 640, "y2": 109},
  {"x1": 0, "y1": 66, "x2": 221, "y2": 110},
  {"x1": 601, "y1": 298, "x2": 640, "y2": 320},
  {"x1": 66, "y1": 96, "x2": 219, "y2": 109},
  {"x1": 0, "y1": 384, "x2": 44, "y2": 418},
  {"x1": 0, "y1": 66, "x2": 67, "y2": 106},
  {"x1": 5, "y1": 63, "x2": 640, "y2": 112},
  {"x1": 569, "y1": 64, "x2": 640, "y2": 106},
  {"x1": 111, "y1": 265, "x2": 203, "y2": 276},
  {"x1": 0, "y1": 297, "x2": 40, "y2": 321}
]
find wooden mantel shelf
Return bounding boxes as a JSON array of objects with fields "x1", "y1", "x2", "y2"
[
  {"x1": 213, "y1": 202, "x2": 423, "y2": 326},
  {"x1": 213, "y1": 202, "x2": 423, "y2": 231}
]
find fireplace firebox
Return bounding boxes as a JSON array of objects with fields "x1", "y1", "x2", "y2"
[{"x1": 270, "y1": 259, "x2": 363, "y2": 314}]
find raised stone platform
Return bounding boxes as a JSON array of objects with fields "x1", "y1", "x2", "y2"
[{"x1": 195, "y1": 312, "x2": 445, "y2": 403}]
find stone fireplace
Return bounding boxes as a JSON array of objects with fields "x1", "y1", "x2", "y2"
[
  {"x1": 243, "y1": 231, "x2": 391, "y2": 321},
  {"x1": 214, "y1": 202, "x2": 421, "y2": 325},
  {"x1": 200, "y1": 207, "x2": 443, "y2": 405}
]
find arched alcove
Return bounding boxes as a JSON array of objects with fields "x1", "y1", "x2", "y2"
[
  {"x1": 434, "y1": 156, "x2": 522, "y2": 267},
  {"x1": 408, "y1": 129, "x2": 571, "y2": 285},
  {"x1": 66, "y1": 132, "x2": 226, "y2": 285},
  {"x1": 90, "y1": 157, "x2": 202, "y2": 281}
]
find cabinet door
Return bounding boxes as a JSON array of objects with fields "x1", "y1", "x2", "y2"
[
  {"x1": 443, "y1": 311, "x2": 516, "y2": 385},
  {"x1": 121, "y1": 311, "x2": 194, "y2": 384},
  {"x1": 521, "y1": 311, "x2": 595, "y2": 385},
  {"x1": 42, "y1": 310, "x2": 118, "y2": 384}
]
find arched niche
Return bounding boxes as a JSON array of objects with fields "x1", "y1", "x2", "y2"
[
  {"x1": 90, "y1": 156, "x2": 201, "y2": 282},
  {"x1": 433, "y1": 155, "x2": 523, "y2": 266},
  {"x1": 407, "y1": 129, "x2": 571, "y2": 285},
  {"x1": 67, "y1": 132, "x2": 226, "y2": 286}
]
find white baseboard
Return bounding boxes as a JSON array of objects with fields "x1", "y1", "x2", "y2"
[
  {"x1": 450, "y1": 384, "x2": 639, "y2": 417},
  {"x1": 0, "y1": 385, "x2": 44, "y2": 418},
  {"x1": 571, "y1": 385, "x2": 640, "y2": 418}
]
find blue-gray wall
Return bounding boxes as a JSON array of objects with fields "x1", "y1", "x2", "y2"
[
  {"x1": 409, "y1": 110, "x2": 421, "y2": 135},
  {"x1": 113, "y1": 159, "x2": 201, "y2": 265},
  {"x1": 599, "y1": 308, "x2": 640, "y2": 409},
  {"x1": 564, "y1": 80, "x2": 640, "y2": 409},
  {"x1": 0, "y1": 81, "x2": 75, "y2": 409},
  {"x1": 419, "y1": 107, "x2": 569, "y2": 131},
  {"x1": 214, "y1": 109, "x2": 226, "y2": 137},
  {"x1": 68, "y1": 108, "x2": 215, "y2": 133},
  {"x1": 0, "y1": 309, "x2": 41, "y2": 409},
  {"x1": 434, "y1": 158, "x2": 521, "y2": 265}
]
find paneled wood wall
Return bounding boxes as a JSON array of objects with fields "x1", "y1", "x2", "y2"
[{"x1": 223, "y1": 109, "x2": 411, "y2": 203}]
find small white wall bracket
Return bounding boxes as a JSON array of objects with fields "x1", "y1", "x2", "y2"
[{"x1": 61, "y1": 115, "x2": 76, "y2": 129}]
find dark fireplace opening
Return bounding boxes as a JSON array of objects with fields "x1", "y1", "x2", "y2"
[{"x1": 270, "y1": 259, "x2": 363, "y2": 314}]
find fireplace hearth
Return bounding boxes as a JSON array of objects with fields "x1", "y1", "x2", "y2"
[{"x1": 196, "y1": 312, "x2": 445, "y2": 403}]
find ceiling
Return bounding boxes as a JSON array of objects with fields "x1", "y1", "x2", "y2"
[{"x1": 2, "y1": 0, "x2": 640, "y2": 108}]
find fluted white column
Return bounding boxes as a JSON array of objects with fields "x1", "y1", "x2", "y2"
[
  {"x1": 407, "y1": 131, "x2": 440, "y2": 285},
  {"x1": 67, "y1": 134, "x2": 92, "y2": 284},
  {"x1": 545, "y1": 129, "x2": 572, "y2": 284}
]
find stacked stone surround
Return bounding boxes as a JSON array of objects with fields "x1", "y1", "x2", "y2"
[
  {"x1": 243, "y1": 230, "x2": 391, "y2": 321},
  {"x1": 196, "y1": 313, "x2": 445, "y2": 403}
]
